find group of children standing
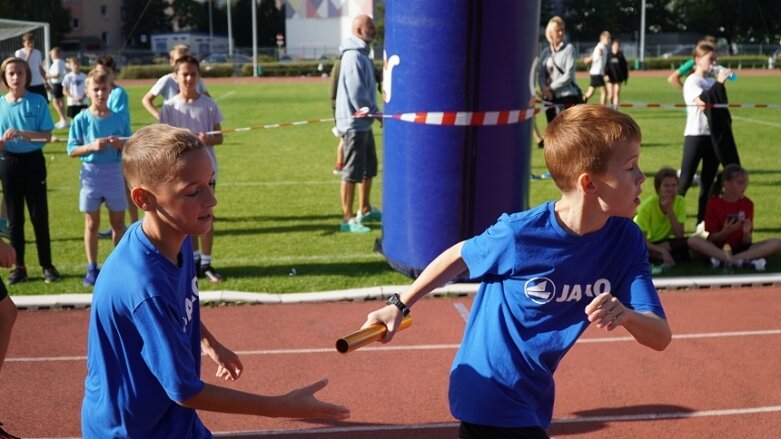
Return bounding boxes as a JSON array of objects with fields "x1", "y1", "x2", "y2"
[{"x1": 583, "y1": 30, "x2": 629, "y2": 107}]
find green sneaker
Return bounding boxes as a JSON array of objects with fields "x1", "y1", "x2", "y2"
[
  {"x1": 340, "y1": 219, "x2": 371, "y2": 233},
  {"x1": 356, "y1": 208, "x2": 382, "y2": 223}
]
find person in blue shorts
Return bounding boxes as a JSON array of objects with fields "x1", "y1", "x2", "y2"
[
  {"x1": 360, "y1": 105, "x2": 672, "y2": 439},
  {"x1": 81, "y1": 124, "x2": 350, "y2": 438},
  {"x1": 67, "y1": 69, "x2": 131, "y2": 286}
]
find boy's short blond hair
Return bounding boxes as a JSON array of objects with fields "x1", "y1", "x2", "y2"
[
  {"x1": 170, "y1": 44, "x2": 190, "y2": 61},
  {"x1": 543, "y1": 105, "x2": 641, "y2": 192},
  {"x1": 123, "y1": 124, "x2": 205, "y2": 189},
  {"x1": 86, "y1": 69, "x2": 111, "y2": 88}
]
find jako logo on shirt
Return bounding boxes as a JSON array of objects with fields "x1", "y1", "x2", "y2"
[
  {"x1": 524, "y1": 277, "x2": 611, "y2": 304},
  {"x1": 181, "y1": 277, "x2": 201, "y2": 331}
]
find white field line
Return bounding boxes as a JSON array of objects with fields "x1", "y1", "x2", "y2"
[
  {"x1": 213, "y1": 90, "x2": 236, "y2": 102},
  {"x1": 732, "y1": 115, "x2": 781, "y2": 129},
  {"x1": 8, "y1": 329, "x2": 781, "y2": 364}
]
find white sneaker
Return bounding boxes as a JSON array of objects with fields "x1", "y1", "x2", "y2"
[
  {"x1": 710, "y1": 257, "x2": 721, "y2": 269},
  {"x1": 751, "y1": 258, "x2": 767, "y2": 271}
]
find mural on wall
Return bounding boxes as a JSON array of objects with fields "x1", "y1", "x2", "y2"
[{"x1": 284, "y1": 0, "x2": 372, "y2": 19}]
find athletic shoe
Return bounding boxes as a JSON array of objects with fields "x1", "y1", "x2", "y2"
[
  {"x1": 43, "y1": 266, "x2": 62, "y2": 283},
  {"x1": 0, "y1": 421, "x2": 21, "y2": 439},
  {"x1": 743, "y1": 258, "x2": 767, "y2": 271},
  {"x1": 98, "y1": 228, "x2": 112, "y2": 239},
  {"x1": 201, "y1": 264, "x2": 223, "y2": 283},
  {"x1": 7, "y1": 267, "x2": 28, "y2": 285},
  {"x1": 356, "y1": 208, "x2": 382, "y2": 223},
  {"x1": 339, "y1": 218, "x2": 370, "y2": 233},
  {"x1": 83, "y1": 266, "x2": 100, "y2": 287},
  {"x1": 710, "y1": 257, "x2": 722, "y2": 269}
]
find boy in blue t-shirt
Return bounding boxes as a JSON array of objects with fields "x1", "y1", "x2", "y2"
[
  {"x1": 361, "y1": 105, "x2": 671, "y2": 438},
  {"x1": 81, "y1": 124, "x2": 349, "y2": 438},
  {"x1": 67, "y1": 69, "x2": 131, "y2": 286}
]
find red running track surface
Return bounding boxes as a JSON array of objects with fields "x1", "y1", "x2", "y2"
[{"x1": 1, "y1": 287, "x2": 780, "y2": 438}]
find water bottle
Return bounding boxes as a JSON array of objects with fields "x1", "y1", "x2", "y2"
[{"x1": 713, "y1": 64, "x2": 737, "y2": 81}]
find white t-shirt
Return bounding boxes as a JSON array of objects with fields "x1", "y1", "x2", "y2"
[
  {"x1": 588, "y1": 42, "x2": 608, "y2": 76},
  {"x1": 14, "y1": 48, "x2": 45, "y2": 86},
  {"x1": 149, "y1": 73, "x2": 207, "y2": 101},
  {"x1": 683, "y1": 74, "x2": 715, "y2": 136},
  {"x1": 48, "y1": 58, "x2": 66, "y2": 85},
  {"x1": 62, "y1": 71, "x2": 88, "y2": 106}
]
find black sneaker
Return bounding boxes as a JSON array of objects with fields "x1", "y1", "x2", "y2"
[
  {"x1": 201, "y1": 264, "x2": 223, "y2": 283},
  {"x1": 7, "y1": 267, "x2": 28, "y2": 285},
  {"x1": 0, "y1": 421, "x2": 21, "y2": 439},
  {"x1": 98, "y1": 228, "x2": 112, "y2": 239},
  {"x1": 43, "y1": 266, "x2": 62, "y2": 283}
]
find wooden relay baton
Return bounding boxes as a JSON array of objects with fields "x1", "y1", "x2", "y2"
[{"x1": 335, "y1": 315, "x2": 413, "y2": 354}]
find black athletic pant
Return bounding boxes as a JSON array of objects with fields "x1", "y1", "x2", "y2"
[
  {"x1": 459, "y1": 421, "x2": 549, "y2": 439},
  {"x1": 0, "y1": 150, "x2": 53, "y2": 268},
  {"x1": 677, "y1": 135, "x2": 720, "y2": 224}
]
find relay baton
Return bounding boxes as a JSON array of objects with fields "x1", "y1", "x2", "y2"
[{"x1": 336, "y1": 315, "x2": 413, "y2": 354}]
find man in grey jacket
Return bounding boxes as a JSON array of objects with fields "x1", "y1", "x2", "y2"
[{"x1": 335, "y1": 15, "x2": 381, "y2": 233}]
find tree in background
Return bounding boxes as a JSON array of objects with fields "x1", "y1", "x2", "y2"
[
  {"x1": 230, "y1": 0, "x2": 285, "y2": 49},
  {"x1": 121, "y1": 0, "x2": 171, "y2": 49},
  {"x1": 0, "y1": 0, "x2": 72, "y2": 45},
  {"x1": 671, "y1": 0, "x2": 781, "y2": 51}
]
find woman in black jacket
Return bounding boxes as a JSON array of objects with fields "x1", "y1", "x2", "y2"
[{"x1": 605, "y1": 39, "x2": 629, "y2": 108}]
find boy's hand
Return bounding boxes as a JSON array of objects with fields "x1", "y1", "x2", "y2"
[
  {"x1": 585, "y1": 292, "x2": 628, "y2": 331},
  {"x1": 362, "y1": 305, "x2": 403, "y2": 343},
  {"x1": 2, "y1": 129, "x2": 19, "y2": 142},
  {"x1": 108, "y1": 136, "x2": 123, "y2": 150},
  {"x1": 721, "y1": 217, "x2": 742, "y2": 234},
  {"x1": 205, "y1": 343, "x2": 243, "y2": 381},
  {"x1": 279, "y1": 379, "x2": 351, "y2": 420}
]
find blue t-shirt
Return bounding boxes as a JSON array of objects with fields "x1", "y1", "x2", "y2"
[
  {"x1": 67, "y1": 109, "x2": 131, "y2": 164},
  {"x1": 453, "y1": 202, "x2": 665, "y2": 428},
  {"x1": 0, "y1": 92, "x2": 54, "y2": 153},
  {"x1": 108, "y1": 84, "x2": 131, "y2": 132},
  {"x1": 82, "y1": 222, "x2": 210, "y2": 438}
]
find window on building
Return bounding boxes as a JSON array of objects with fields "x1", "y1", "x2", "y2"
[
  {"x1": 101, "y1": 5, "x2": 108, "y2": 19},
  {"x1": 73, "y1": 18, "x2": 80, "y2": 30},
  {"x1": 102, "y1": 32, "x2": 109, "y2": 46}
]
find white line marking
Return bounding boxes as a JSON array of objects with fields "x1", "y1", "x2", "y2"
[
  {"x1": 553, "y1": 405, "x2": 781, "y2": 424},
  {"x1": 9, "y1": 329, "x2": 781, "y2": 363},
  {"x1": 732, "y1": 115, "x2": 781, "y2": 129},
  {"x1": 214, "y1": 422, "x2": 459, "y2": 436},
  {"x1": 214, "y1": 91, "x2": 236, "y2": 102},
  {"x1": 453, "y1": 302, "x2": 470, "y2": 322}
]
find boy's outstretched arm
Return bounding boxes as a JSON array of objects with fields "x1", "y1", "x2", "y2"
[
  {"x1": 585, "y1": 292, "x2": 672, "y2": 351},
  {"x1": 363, "y1": 242, "x2": 467, "y2": 341},
  {"x1": 179, "y1": 378, "x2": 350, "y2": 420}
]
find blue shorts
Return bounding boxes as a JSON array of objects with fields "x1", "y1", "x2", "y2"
[{"x1": 79, "y1": 162, "x2": 128, "y2": 213}]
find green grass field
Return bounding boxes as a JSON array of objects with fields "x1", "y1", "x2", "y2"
[{"x1": 8, "y1": 73, "x2": 781, "y2": 295}]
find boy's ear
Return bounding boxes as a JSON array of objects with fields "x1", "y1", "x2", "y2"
[
  {"x1": 577, "y1": 173, "x2": 597, "y2": 195},
  {"x1": 130, "y1": 187, "x2": 156, "y2": 211}
]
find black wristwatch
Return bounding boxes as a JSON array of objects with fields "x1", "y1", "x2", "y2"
[{"x1": 386, "y1": 293, "x2": 410, "y2": 316}]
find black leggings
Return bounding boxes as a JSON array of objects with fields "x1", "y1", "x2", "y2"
[
  {"x1": 677, "y1": 135, "x2": 719, "y2": 224},
  {"x1": 0, "y1": 150, "x2": 53, "y2": 268}
]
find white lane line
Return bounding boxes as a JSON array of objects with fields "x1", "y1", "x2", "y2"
[
  {"x1": 9, "y1": 328, "x2": 781, "y2": 363},
  {"x1": 732, "y1": 115, "x2": 781, "y2": 129},
  {"x1": 453, "y1": 302, "x2": 470, "y2": 322},
  {"x1": 554, "y1": 405, "x2": 781, "y2": 424}
]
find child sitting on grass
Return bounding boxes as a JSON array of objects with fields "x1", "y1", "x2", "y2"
[
  {"x1": 634, "y1": 167, "x2": 690, "y2": 271},
  {"x1": 687, "y1": 164, "x2": 781, "y2": 271}
]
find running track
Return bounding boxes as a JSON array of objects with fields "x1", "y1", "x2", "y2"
[{"x1": 2, "y1": 287, "x2": 781, "y2": 438}]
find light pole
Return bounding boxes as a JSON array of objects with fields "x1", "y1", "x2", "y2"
[
  {"x1": 208, "y1": 0, "x2": 214, "y2": 54},
  {"x1": 639, "y1": 0, "x2": 646, "y2": 69},
  {"x1": 227, "y1": 0, "x2": 234, "y2": 57}
]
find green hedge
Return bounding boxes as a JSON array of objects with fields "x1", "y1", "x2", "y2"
[{"x1": 117, "y1": 56, "x2": 776, "y2": 80}]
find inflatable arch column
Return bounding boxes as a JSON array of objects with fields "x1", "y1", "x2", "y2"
[{"x1": 379, "y1": 0, "x2": 541, "y2": 278}]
